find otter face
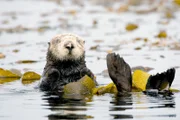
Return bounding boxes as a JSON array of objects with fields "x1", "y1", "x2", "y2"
[{"x1": 49, "y1": 33, "x2": 85, "y2": 61}]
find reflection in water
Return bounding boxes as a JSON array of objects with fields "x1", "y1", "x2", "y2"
[
  {"x1": 42, "y1": 92, "x2": 93, "y2": 120},
  {"x1": 0, "y1": 78, "x2": 19, "y2": 84},
  {"x1": 41, "y1": 91, "x2": 177, "y2": 120},
  {"x1": 110, "y1": 93, "x2": 133, "y2": 119},
  {"x1": 144, "y1": 91, "x2": 176, "y2": 109},
  {"x1": 109, "y1": 92, "x2": 176, "y2": 119},
  {"x1": 21, "y1": 79, "x2": 40, "y2": 85}
]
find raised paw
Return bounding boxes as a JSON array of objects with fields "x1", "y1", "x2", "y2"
[{"x1": 106, "y1": 53, "x2": 132, "y2": 92}]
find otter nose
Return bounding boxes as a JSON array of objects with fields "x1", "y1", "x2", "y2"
[{"x1": 65, "y1": 42, "x2": 74, "y2": 51}]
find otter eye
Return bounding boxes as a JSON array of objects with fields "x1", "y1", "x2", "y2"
[
  {"x1": 57, "y1": 39, "x2": 61, "y2": 43},
  {"x1": 51, "y1": 38, "x2": 60, "y2": 45},
  {"x1": 77, "y1": 39, "x2": 81, "y2": 43},
  {"x1": 77, "y1": 39, "x2": 85, "y2": 44}
]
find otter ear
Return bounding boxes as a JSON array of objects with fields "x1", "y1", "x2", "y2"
[{"x1": 48, "y1": 42, "x2": 51, "y2": 49}]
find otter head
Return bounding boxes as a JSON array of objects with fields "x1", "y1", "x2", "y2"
[{"x1": 48, "y1": 33, "x2": 85, "y2": 61}]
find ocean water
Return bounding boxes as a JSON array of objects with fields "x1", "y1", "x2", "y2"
[{"x1": 0, "y1": 0, "x2": 180, "y2": 119}]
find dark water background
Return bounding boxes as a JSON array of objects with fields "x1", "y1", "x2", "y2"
[{"x1": 0, "y1": 0, "x2": 180, "y2": 119}]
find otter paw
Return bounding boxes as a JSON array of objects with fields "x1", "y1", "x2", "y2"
[
  {"x1": 46, "y1": 69, "x2": 60, "y2": 79},
  {"x1": 40, "y1": 68, "x2": 61, "y2": 91},
  {"x1": 147, "y1": 68, "x2": 176, "y2": 91},
  {"x1": 106, "y1": 53, "x2": 132, "y2": 92}
]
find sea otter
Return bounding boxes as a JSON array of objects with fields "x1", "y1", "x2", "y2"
[
  {"x1": 39, "y1": 33, "x2": 96, "y2": 91},
  {"x1": 40, "y1": 33, "x2": 175, "y2": 94}
]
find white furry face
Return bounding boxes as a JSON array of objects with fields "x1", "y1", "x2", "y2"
[{"x1": 49, "y1": 33, "x2": 85, "y2": 61}]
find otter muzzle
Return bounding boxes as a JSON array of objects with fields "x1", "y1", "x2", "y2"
[{"x1": 65, "y1": 42, "x2": 74, "y2": 51}]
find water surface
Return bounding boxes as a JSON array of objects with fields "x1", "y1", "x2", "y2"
[{"x1": 0, "y1": 0, "x2": 180, "y2": 119}]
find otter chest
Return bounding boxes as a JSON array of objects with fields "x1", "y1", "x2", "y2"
[{"x1": 56, "y1": 63, "x2": 84, "y2": 83}]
